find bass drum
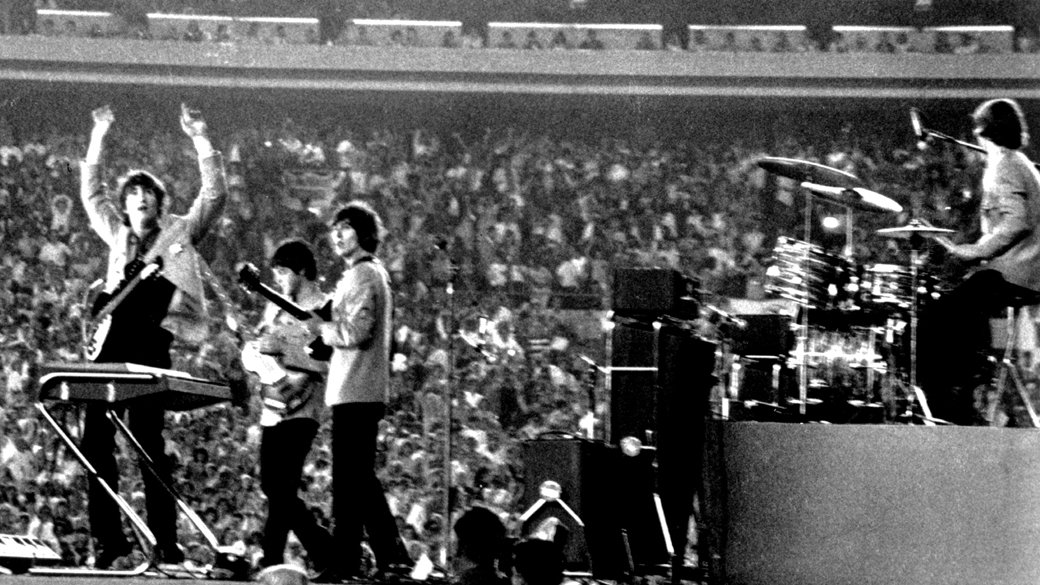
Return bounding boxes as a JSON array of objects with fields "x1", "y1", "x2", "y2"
[
  {"x1": 765, "y1": 237, "x2": 853, "y2": 310},
  {"x1": 788, "y1": 325, "x2": 886, "y2": 402}
]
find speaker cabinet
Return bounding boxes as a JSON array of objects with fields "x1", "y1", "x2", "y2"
[
  {"x1": 0, "y1": 534, "x2": 61, "y2": 573},
  {"x1": 727, "y1": 314, "x2": 792, "y2": 356},
  {"x1": 609, "y1": 322, "x2": 657, "y2": 445},
  {"x1": 612, "y1": 268, "x2": 695, "y2": 318},
  {"x1": 655, "y1": 329, "x2": 716, "y2": 558},
  {"x1": 609, "y1": 323, "x2": 718, "y2": 567},
  {"x1": 520, "y1": 439, "x2": 626, "y2": 578},
  {"x1": 521, "y1": 440, "x2": 669, "y2": 577}
]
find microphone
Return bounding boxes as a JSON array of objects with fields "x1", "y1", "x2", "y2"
[
  {"x1": 704, "y1": 304, "x2": 746, "y2": 329},
  {"x1": 430, "y1": 237, "x2": 456, "y2": 289},
  {"x1": 579, "y1": 355, "x2": 608, "y2": 373},
  {"x1": 910, "y1": 108, "x2": 930, "y2": 151}
]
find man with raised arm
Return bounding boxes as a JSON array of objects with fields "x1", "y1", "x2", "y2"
[{"x1": 79, "y1": 103, "x2": 227, "y2": 568}]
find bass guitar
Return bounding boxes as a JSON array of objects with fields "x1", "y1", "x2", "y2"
[
  {"x1": 236, "y1": 263, "x2": 332, "y2": 417},
  {"x1": 237, "y1": 263, "x2": 333, "y2": 361},
  {"x1": 84, "y1": 259, "x2": 163, "y2": 361}
]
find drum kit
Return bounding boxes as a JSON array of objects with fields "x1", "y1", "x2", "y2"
[{"x1": 745, "y1": 156, "x2": 955, "y2": 423}]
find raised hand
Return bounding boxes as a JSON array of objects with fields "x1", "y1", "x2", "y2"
[
  {"x1": 91, "y1": 105, "x2": 114, "y2": 134},
  {"x1": 179, "y1": 103, "x2": 208, "y2": 138}
]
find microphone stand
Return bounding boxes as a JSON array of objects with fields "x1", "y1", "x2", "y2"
[
  {"x1": 579, "y1": 355, "x2": 608, "y2": 440},
  {"x1": 911, "y1": 106, "x2": 1040, "y2": 171},
  {"x1": 441, "y1": 253, "x2": 457, "y2": 578}
]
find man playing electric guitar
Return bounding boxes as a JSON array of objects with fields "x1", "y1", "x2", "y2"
[
  {"x1": 243, "y1": 239, "x2": 337, "y2": 573},
  {"x1": 78, "y1": 103, "x2": 228, "y2": 568}
]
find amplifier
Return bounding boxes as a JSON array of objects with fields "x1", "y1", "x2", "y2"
[
  {"x1": 612, "y1": 268, "x2": 697, "y2": 317},
  {"x1": 0, "y1": 534, "x2": 61, "y2": 573}
]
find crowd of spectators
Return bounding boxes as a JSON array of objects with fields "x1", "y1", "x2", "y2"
[
  {"x1": 4, "y1": 2, "x2": 1040, "y2": 55},
  {"x1": 0, "y1": 101, "x2": 987, "y2": 574}
]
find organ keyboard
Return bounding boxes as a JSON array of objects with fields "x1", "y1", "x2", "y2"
[
  {"x1": 31, "y1": 361, "x2": 235, "y2": 577},
  {"x1": 37, "y1": 362, "x2": 231, "y2": 411}
]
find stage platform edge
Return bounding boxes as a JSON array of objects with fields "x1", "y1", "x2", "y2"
[{"x1": 702, "y1": 421, "x2": 1040, "y2": 585}]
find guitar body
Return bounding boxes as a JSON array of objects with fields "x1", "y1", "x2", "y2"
[
  {"x1": 306, "y1": 334, "x2": 333, "y2": 362},
  {"x1": 237, "y1": 263, "x2": 332, "y2": 363},
  {"x1": 262, "y1": 371, "x2": 317, "y2": 417},
  {"x1": 241, "y1": 340, "x2": 318, "y2": 417},
  {"x1": 84, "y1": 316, "x2": 113, "y2": 361},
  {"x1": 236, "y1": 263, "x2": 330, "y2": 417},
  {"x1": 83, "y1": 261, "x2": 163, "y2": 362}
]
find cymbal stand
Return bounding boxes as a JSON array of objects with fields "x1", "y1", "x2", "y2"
[
  {"x1": 844, "y1": 204, "x2": 855, "y2": 262},
  {"x1": 906, "y1": 235, "x2": 937, "y2": 426},
  {"x1": 795, "y1": 189, "x2": 814, "y2": 416}
]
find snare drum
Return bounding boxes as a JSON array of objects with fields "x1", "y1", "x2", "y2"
[
  {"x1": 765, "y1": 237, "x2": 852, "y2": 309},
  {"x1": 860, "y1": 264, "x2": 938, "y2": 310}
]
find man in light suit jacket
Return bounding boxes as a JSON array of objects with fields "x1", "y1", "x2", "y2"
[
  {"x1": 320, "y1": 201, "x2": 407, "y2": 580},
  {"x1": 79, "y1": 103, "x2": 227, "y2": 568}
]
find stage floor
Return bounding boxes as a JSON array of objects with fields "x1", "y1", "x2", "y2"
[{"x1": 5, "y1": 577, "x2": 388, "y2": 585}]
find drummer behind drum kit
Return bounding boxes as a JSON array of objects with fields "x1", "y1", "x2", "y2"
[{"x1": 734, "y1": 151, "x2": 956, "y2": 424}]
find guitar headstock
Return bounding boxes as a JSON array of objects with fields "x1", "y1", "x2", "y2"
[{"x1": 237, "y1": 262, "x2": 262, "y2": 291}]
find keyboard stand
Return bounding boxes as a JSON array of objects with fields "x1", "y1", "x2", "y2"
[
  {"x1": 30, "y1": 402, "x2": 154, "y2": 576},
  {"x1": 106, "y1": 410, "x2": 220, "y2": 545},
  {"x1": 30, "y1": 362, "x2": 240, "y2": 577}
]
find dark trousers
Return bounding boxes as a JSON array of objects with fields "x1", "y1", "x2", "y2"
[
  {"x1": 260, "y1": 418, "x2": 333, "y2": 567},
  {"x1": 85, "y1": 332, "x2": 177, "y2": 554},
  {"x1": 917, "y1": 269, "x2": 1032, "y2": 424},
  {"x1": 82, "y1": 403, "x2": 178, "y2": 552},
  {"x1": 331, "y1": 402, "x2": 405, "y2": 574}
]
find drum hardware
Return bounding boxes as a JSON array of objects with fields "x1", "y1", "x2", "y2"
[
  {"x1": 858, "y1": 263, "x2": 942, "y2": 312},
  {"x1": 759, "y1": 157, "x2": 904, "y2": 416},
  {"x1": 875, "y1": 220, "x2": 960, "y2": 426},
  {"x1": 757, "y1": 157, "x2": 866, "y2": 191},
  {"x1": 799, "y1": 182, "x2": 904, "y2": 214},
  {"x1": 875, "y1": 218, "x2": 956, "y2": 238}
]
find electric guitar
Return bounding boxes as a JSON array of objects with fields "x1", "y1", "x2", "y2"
[
  {"x1": 236, "y1": 263, "x2": 333, "y2": 416},
  {"x1": 84, "y1": 259, "x2": 163, "y2": 361},
  {"x1": 237, "y1": 263, "x2": 333, "y2": 361}
]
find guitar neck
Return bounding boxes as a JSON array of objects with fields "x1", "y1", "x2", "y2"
[
  {"x1": 238, "y1": 263, "x2": 331, "y2": 323},
  {"x1": 95, "y1": 262, "x2": 159, "y2": 321},
  {"x1": 254, "y1": 282, "x2": 315, "y2": 322}
]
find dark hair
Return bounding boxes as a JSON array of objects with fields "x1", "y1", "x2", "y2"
[
  {"x1": 973, "y1": 98, "x2": 1029, "y2": 150},
  {"x1": 513, "y1": 539, "x2": 564, "y2": 585},
  {"x1": 330, "y1": 200, "x2": 383, "y2": 253},
  {"x1": 271, "y1": 238, "x2": 317, "y2": 280},
  {"x1": 117, "y1": 170, "x2": 167, "y2": 218},
  {"x1": 453, "y1": 506, "x2": 505, "y2": 564}
]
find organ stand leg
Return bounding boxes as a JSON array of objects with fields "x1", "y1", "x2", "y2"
[
  {"x1": 106, "y1": 411, "x2": 245, "y2": 578},
  {"x1": 30, "y1": 402, "x2": 154, "y2": 577}
]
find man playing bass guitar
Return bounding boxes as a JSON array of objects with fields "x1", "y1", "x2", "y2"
[
  {"x1": 241, "y1": 238, "x2": 337, "y2": 572},
  {"x1": 79, "y1": 104, "x2": 228, "y2": 568}
]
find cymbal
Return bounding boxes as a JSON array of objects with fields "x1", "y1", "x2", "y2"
[
  {"x1": 877, "y1": 219, "x2": 956, "y2": 238},
  {"x1": 758, "y1": 157, "x2": 866, "y2": 190},
  {"x1": 800, "y1": 182, "x2": 903, "y2": 213}
]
